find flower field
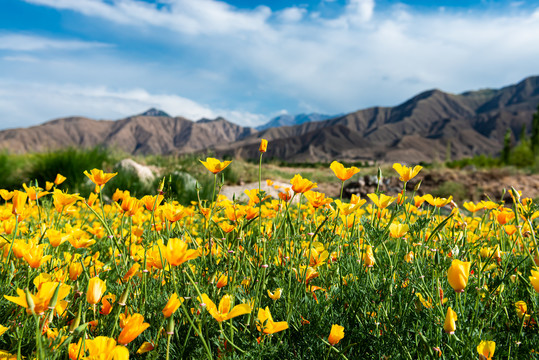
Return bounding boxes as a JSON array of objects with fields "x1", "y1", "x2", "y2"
[{"x1": 1, "y1": 146, "x2": 539, "y2": 359}]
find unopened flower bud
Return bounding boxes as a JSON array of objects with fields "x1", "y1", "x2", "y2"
[
  {"x1": 25, "y1": 288, "x2": 35, "y2": 315},
  {"x1": 166, "y1": 316, "x2": 175, "y2": 335},
  {"x1": 118, "y1": 284, "x2": 130, "y2": 306}
]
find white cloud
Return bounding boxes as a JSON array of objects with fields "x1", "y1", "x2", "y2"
[
  {"x1": 24, "y1": 0, "x2": 272, "y2": 35},
  {"x1": 0, "y1": 33, "x2": 111, "y2": 51},
  {"x1": 345, "y1": 0, "x2": 375, "y2": 24},
  {"x1": 9, "y1": 0, "x2": 539, "y2": 126},
  {"x1": 2, "y1": 55, "x2": 40, "y2": 62},
  {"x1": 0, "y1": 82, "x2": 266, "y2": 130},
  {"x1": 277, "y1": 7, "x2": 307, "y2": 22}
]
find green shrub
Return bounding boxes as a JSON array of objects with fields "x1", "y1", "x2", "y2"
[{"x1": 25, "y1": 147, "x2": 110, "y2": 195}]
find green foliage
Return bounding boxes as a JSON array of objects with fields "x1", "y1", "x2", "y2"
[
  {"x1": 431, "y1": 180, "x2": 467, "y2": 201},
  {"x1": 502, "y1": 128, "x2": 512, "y2": 165},
  {"x1": 445, "y1": 154, "x2": 500, "y2": 169},
  {"x1": 25, "y1": 147, "x2": 110, "y2": 194},
  {"x1": 0, "y1": 151, "x2": 27, "y2": 189},
  {"x1": 510, "y1": 138, "x2": 535, "y2": 168}
]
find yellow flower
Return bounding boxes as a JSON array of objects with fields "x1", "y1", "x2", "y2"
[
  {"x1": 162, "y1": 293, "x2": 184, "y2": 318},
  {"x1": 117, "y1": 313, "x2": 150, "y2": 345},
  {"x1": 140, "y1": 194, "x2": 164, "y2": 211},
  {"x1": 477, "y1": 340, "x2": 495, "y2": 360},
  {"x1": 415, "y1": 292, "x2": 433, "y2": 309},
  {"x1": 164, "y1": 238, "x2": 199, "y2": 267},
  {"x1": 367, "y1": 193, "x2": 395, "y2": 209},
  {"x1": 389, "y1": 223, "x2": 409, "y2": 238},
  {"x1": 87, "y1": 277, "x2": 107, "y2": 305},
  {"x1": 52, "y1": 189, "x2": 82, "y2": 213},
  {"x1": 199, "y1": 157, "x2": 232, "y2": 174},
  {"x1": 23, "y1": 183, "x2": 49, "y2": 201},
  {"x1": 4, "y1": 282, "x2": 71, "y2": 315},
  {"x1": 404, "y1": 251, "x2": 414, "y2": 263},
  {"x1": 443, "y1": 307, "x2": 457, "y2": 334},
  {"x1": 334, "y1": 199, "x2": 361, "y2": 216},
  {"x1": 328, "y1": 324, "x2": 345, "y2": 345},
  {"x1": 136, "y1": 341, "x2": 155, "y2": 354},
  {"x1": 305, "y1": 191, "x2": 333, "y2": 209},
  {"x1": 259, "y1": 139, "x2": 268, "y2": 153},
  {"x1": 267, "y1": 288, "x2": 283, "y2": 301},
  {"x1": 22, "y1": 243, "x2": 51, "y2": 269},
  {"x1": 137, "y1": 341, "x2": 155, "y2": 354},
  {"x1": 291, "y1": 174, "x2": 317, "y2": 194},
  {"x1": 100, "y1": 293, "x2": 116, "y2": 315},
  {"x1": 363, "y1": 245, "x2": 375, "y2": 267},
  {"x1": 11, "y1": 190, "x2": 28, "y2": 215},
  {"x1": 530, "y1": 269, "x2": 539, "y2": 293},
  {"x1": 447, "y1": 259, "x2": 471, "y2": 292},
  {"x1": 0, "y1": 189, "x2": 14, "y2": 201},
  {"x1": 54, "y1": 173, "x2": 67, "y2": 185},
  {"x1": 199, "y1": 294, "x2": 251, "y2": 322},
  {"x1": 423, "y1": 194, "x2": 453, "y2": 207},
  {"x1": 0, "y1": 324, "x2": 9, "y2": 336},
  {"x1": 330, "y1": 161, "x2": 360, "y2": 182},
  {"x1": 216, "y1": 273, "x2": 228, "y2": 289},
  {"x1": 392, "y1": 163, "x2": 422, "y2": 182},
  {"x1": 257, "y1": 306, "x2": 288, "y2": 334},
  {"x1": 515, "y1": 301, "x2": 530, "y2": 321},
  {"x1": 463, "y1": 201, "x2": 484, "y2": 213},
  {"x1": 84, "y1": 169, "x2": 117, "y2": 193}
]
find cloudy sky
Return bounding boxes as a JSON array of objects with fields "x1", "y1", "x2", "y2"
[{"x1": 1, "y1": 0, "x2": 539, "y2": 130}]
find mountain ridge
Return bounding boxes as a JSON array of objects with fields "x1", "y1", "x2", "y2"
[{"x1": 1, "y1": 75, "x2": 538, "y2": 163}]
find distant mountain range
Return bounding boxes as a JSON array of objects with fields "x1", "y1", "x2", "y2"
[
  {"x1": 1, "y1": 76, "x2": 538, "y2": 163},
  {"x1": 256, "y1": 113, "x2": 336, "y2": 131}
]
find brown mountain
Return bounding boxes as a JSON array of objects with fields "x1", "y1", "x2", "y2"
[
  {"x1": 1, "y1": 76, "x2": 538, "y2": 162},
  {"x1": 211, "y1": 76, "x2": 539, "y2": 162},
  {"x1": 0, "y1": 112, "x2": 256, "y2": 155}
]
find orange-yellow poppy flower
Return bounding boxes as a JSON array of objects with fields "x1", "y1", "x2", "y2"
[
  {"x1": 305, "y1": 191, "x2": 333, "y2": 209},
  {"x1": 530, "y1": 269, "x2": 539, "y2": 293},
  {"x1": 162, "y1": 293, "x2": 183, "y2": 318},
  {"x1": 117, "y1": 313, "x2": 150, "y2": 345},
  {"x1": 392, "y1": 163, "x2": 422, "y2": 182},
  {"x1": 443, "y1": 307, "x2": 457, "y2": 334},
  {"x1": 84, "y1": 169, "x2": 117, "y2": 193},
  {"x1": 328, "y1": 324, "x2": 345, "y2": 345},
  {"x1": 389, "y1": 223, "x2": 409, "y2": 238},
  {"x1": 367, "y1": 193, "x2": 395, "y2": 209},
  {"x1": 164, "y1": 238, "x2": 199, "y2": 267},
  {"x1": 87, "y1": 277, "x2": 107, "y2": 305},
  {"x1": 477, "y1": 340, "x2": 495, "y2": 360},
  {"x1": 11, "y1": 190, "x2": 28, "y2": 215},
  {"x1": 4, "y1": 282, "x2": 71, "y2": 315},
  {"x1": 363, "y1": 245, "x2": 375, "y2": 267},
  {"x1": 22, "y1": 183, "x2": 49, "y2": 201},
  {"x1": 199, "y1": 157, "x2": 232, "y2": 174},
  {"x1": 267, "y1": 288, "x2": 283, "y2": 301},
  {"x1": 257, "y1": 307, "x2": 288, "y2": 334},
  {"x1": 330, "y1": 161, "x2": 360, "y2": 182},
  {"x1": 259, "y1": 139, "x2": 268, "y2": 153},
  {"x1": 447, "y1": 259, "x2": 471, "y2": 292},
  {"x1": 100, "y1": 294, "x2": 116, "y2": 315},
  {"x1": 291, "y1": 174, "x2": 317, "y2": 194},
  {"x1": 199, "y1": 294, "x2": 251, "y2": 322},
  {"x1": 54, "y1": 173, "x2": 67, "y2": 185},
  {"x1": 52, "y1": 189, "x2": 82, "y2": 213}
]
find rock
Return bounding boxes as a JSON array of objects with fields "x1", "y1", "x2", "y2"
[{"x1": 115, "y1": 159, "x2": 156, "y2": 184}]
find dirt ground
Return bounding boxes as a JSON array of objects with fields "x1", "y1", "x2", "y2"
[{"x1": 221, "y1": 167, "x2": 539, "y2": 204}]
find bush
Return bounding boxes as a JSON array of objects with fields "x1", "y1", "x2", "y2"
[{"x1": 25, "y1": 147, "x2": 110, "y2": 195}]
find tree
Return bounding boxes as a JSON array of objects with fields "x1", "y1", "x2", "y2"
[
  {"x1": 532, "y1": 104, "x2": 539, "y2": 155},
  {"x1": 501, "y1": 128, "x2": 511, "y2": 165}
]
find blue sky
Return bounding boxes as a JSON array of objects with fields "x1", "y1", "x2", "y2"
[{"x1": 1, "y1": 0, "x2": 539, "y2": 130}]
